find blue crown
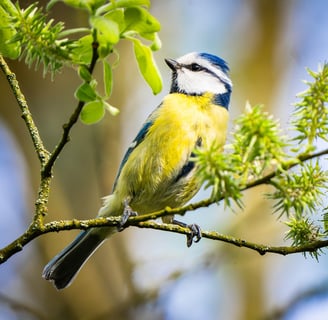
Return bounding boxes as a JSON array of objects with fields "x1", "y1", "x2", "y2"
[{"x1": 199, "y1": 52, "x2": 230, "y2": 74}]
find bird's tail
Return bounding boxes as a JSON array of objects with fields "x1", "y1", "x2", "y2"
[{"x1": 42, "y1": 228, "x2": 111, "y2": 290}]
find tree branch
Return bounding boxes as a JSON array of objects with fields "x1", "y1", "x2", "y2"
[
  {"x1": 41, "y1": 41, "x2": 99, "y2": 178},
  {"x1": 136, "y1": 221, "x2": 328, "y2": 256},
  {"x1": 0, "y1": 43, "x2": 100, "y2": 258},
  {"x1": 0, "y1": 55, "x2": 52, "y2": 229},
  {"x1": 1, "y1": 138, "x2": 328, "y2": 263},
  {"x1": 3, "y1": 143, "x2": 328, "y2": 263},
  {"x1": 244, "y1": 147, "x2": 328, "y2": 190},
  {"x1": 1, "y1": 213, "x2": 327, "y2": 264},
  {"x1": 0, "y1": 55, "x2": 49, "y2": 165}
]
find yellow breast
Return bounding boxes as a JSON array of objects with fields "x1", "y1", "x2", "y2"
[
  {"x1": 152, "y1": 93, "x2": 229, "y2": 149},
  {"x1": 114, "y1": 92, "x2": 229, "y2": 213}
]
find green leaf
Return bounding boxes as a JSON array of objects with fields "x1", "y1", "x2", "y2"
[
  {"x1": 269, "y1": 161, "x2": 328, "y2": 218},
  {"x1": 132, "y1": 39, "x2": 162, "y2": 94},
  {"x1": 78, "y1": 65, "x2": 92, "y2": 82},
  {"x1": 103, "y1": 60, "x2": 113, "y2": 97},
  {"x1": 70, "y1": 34, "x2": 93, "y2": 64},
  {"x1": 114, "y1": 0, "x2": 150, "y2": 8},
  {"x1": 80, "y1": 100, "x2": 105, "y2": 124},
  {"x1": 96, "y1": 0, "x2": 150, "y2": 15},
  {"x1": 292, "y1": 63, "x2": 328, "y2": 149},
  {"x1": 75, "y1": 82, "x2": 97, "y2": 102},
  {"x1": 4, "y1": 3, "x2": 69, "y2": 76},
  {"x1": 232, "y1": 104, "x2": 287, "y2": 179},
  {"x1": 0, "y1": 0, "x2": 17, "y2": 15},
  {"x1": 124, "y1": 6, "x2": 160, "y2": 35},
  {"x1": 91, "y1": 15, "x2": 120, "y2": 58},
  {"x1": 0, "y1": 27, "x2": 21, "y2": 59},
  {"x1": 150, "y1": 32, "x2": 161, "y2": 51},
  {"x1": 55, "y1": 0, "x2": 106, "y2": 12},
  {"x1": 91, "y1": 16, "x2": 120, "y2": 45},
  {"x1": 64, "y1": 0, "x2": 92, "y2": 10},
  {"x1": 57, "y1": 27, "x2": 90, "y2": 39},
  {"x1": 96, "y1": 46, "x2": 112, "y2": 60},
  {"x1": 285, "y1": 217, "x2": 321, "y2": 245},
  {"x1": 0, "y1": 3, "x2": 21, "y2": 59},
  {"x1": 194, "y1": 144, "x2": 244, "y2": 208},
  {"x1": 104, "y1": 9, "x2": 125, "y2": 33}
]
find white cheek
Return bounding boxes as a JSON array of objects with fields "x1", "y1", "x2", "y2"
[{"x1": 177, "y1": 70, "x2": 227, "y2": 95}]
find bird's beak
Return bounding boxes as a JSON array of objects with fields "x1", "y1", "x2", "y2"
[{"x1": 165, "y1": 58, "x2": 179, "y2": 71}]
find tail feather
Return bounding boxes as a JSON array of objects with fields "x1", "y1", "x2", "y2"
[{"x1": 42, "y1": 230, "x2": 105, "y2": 290}]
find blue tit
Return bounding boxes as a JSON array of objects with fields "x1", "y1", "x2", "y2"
[{"x1": 43, "y1": 52, "x2": 232, "y2": 289}]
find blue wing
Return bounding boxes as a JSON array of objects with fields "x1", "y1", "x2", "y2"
[
  {"x1": 112, "y1": 116, "x2": 154, "y2": 191},
  {"x1": 213, "y1": 91, "x2": 231, "y2": 110},
  {"x1": 174, "y1": 137, "x2": 202, "y2": 182}
]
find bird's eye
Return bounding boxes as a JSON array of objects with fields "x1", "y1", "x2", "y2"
[{"x1": 190, "y1": 63, "x2": 202, "y2": 71}]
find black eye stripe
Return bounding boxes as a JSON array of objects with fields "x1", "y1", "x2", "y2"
[
  {"x1": 184, "y1": 63, "x2": 204, "y2": 72},
  {"x1": 201, "y1": 66, "x2": 229, "y2": 84},
  {"x1": 191, "y1": 63, "x2": 202, "y2": 71},
  {"x1": 184, "y1": 63, "x2": 228, "y2": 83}
]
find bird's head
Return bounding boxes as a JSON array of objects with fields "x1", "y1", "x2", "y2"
[{"x1": 165, "y1": 52, "x2": 232, "y2": 107}]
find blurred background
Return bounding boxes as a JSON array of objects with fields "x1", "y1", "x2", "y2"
[{"x1": 1, "y1": 0, "x2": 328, "y2": 319}]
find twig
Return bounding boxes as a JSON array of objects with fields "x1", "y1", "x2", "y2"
[
  {"x1": 0, "y1": 55, "x2": 49, "y2": 165},
  {"x1": 1, "y1": 214, "x2": 328, "y2": 264},
  {"x1": 1, "y1": 144, "x2": 328, "y2": 263},
  {"x1": 0, "y1": 43, "x2": 100, "y2": 259},
  {"x1": 0, "y1": 55, "x2": 52, "y2": 228},
  {"x1": 136, "y1": 221, "x2": 328, "y2": 256},
  {"x1": 244, "y1": 147, "x2": 328, "y2": 190},
  {"x1": 41, "y1": 41, "x2": 99, "y2": 178}
]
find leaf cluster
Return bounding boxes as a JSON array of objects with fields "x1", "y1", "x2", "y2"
[
  {"x1": 195, "y1": 144, "x2": 243, "y2": 208},
  {"x1": 233, "y1": 102, "x2": 288, "y2": 180},
  {"x1": 195, "y1": 64, "x2": 328, "y2": 257},
  {"x1": 269, "y1": 162, "x2": 327, "y2": 219},
  {"x1": 0, "y1": 1, "x2": 70, "y2": 74},
  {"x1": 195, "y1": 103, "x2": 288, "y2": 207},
  {"x1": 0, "y1": 0, "x2": 163, "y2": 124},
  {"x1": 292, "y1": 64, "x2": 328, "y2": 151}
]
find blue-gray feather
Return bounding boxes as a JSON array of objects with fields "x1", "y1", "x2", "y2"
[
  {"x1": 213, "y1": 91, "x2": 231, "y2": 109},
  {"x1": 199, "y1": 52, "x2": 230, "y2": 73},
  {"x1": 112, "y1": 118, "x2": 154, "y2": 191},
  {"x1": 174, "y1": 137, "x2": 202, "y2": 182},
  {"x1": 42, "y1": 230, "x2": 105, "y2": 289}
]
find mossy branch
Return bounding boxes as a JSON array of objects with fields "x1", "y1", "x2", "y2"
[
  {"x1": 0, "y1": 43, "x2": 99, "y2": 253},
  {"x1": 2, "y1": 207, "x2": 328, "y2": 264},
  {"x1": 1, "y1": 142, "x2": 328, "y2": 265},
  {"x1": 0, "y1": 55, "x2": 49, "y2": 165}
]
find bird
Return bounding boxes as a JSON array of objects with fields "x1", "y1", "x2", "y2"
[{"x1": 42, "y1": 52, "x2": 232, "y2": 289}]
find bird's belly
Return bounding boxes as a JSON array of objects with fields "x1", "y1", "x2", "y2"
[
  {"x1": 115, "y1": 99, "x2": 228, "y2": 215},
  {"x1": 127, "y1": 133, "x2": 199, "y2": 214}
]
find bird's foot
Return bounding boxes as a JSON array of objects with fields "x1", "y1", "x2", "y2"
[
  {"x1": 173, "y1": 220, "x2": 202, "y2": 247},
  {"x1": 118, "y1": 199, "x2": 138, "y2": 231}
]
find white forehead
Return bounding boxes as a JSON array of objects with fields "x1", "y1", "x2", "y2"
[{"x1": 177, "y1": 52, "x2": 232, "y2": 87}]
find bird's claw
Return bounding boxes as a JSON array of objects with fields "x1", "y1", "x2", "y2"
[
  {"x1": 118, "y1": 200, "x2": 137, "y2": 231},
  {"x1": 173, "y1": 220, "x2": 202, "y2": 247},
  {"x1": 186, "y1": 223, "x2": 202, "y2": 247}
]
